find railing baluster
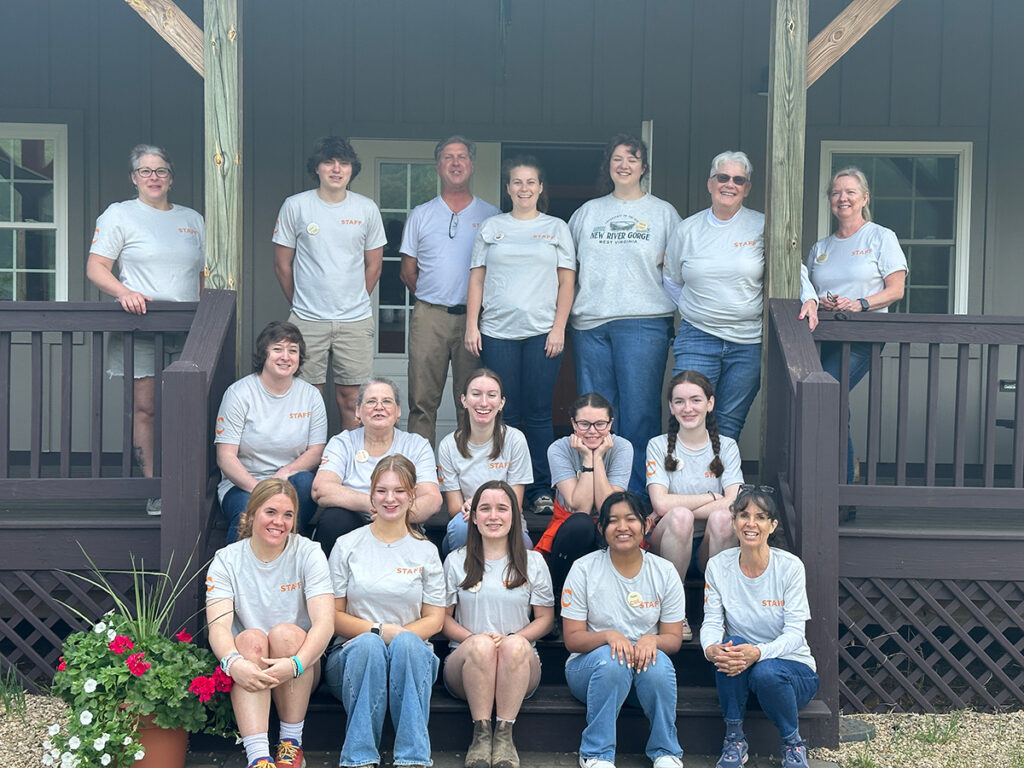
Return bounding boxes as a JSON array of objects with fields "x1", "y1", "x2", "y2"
[
  {"x1": 983, "y1": 345, "x2": 999, "y2": 487},
  {"x1": 839, "y1": 343, "x2": 851, "y2": 484},
  {"x1": 866, "y1": 343, "x2": 883, "y2": 486},
  {"x1": 896, "y1": 342, "x2": 910, "y2": 485},
  {"x1": 0, "y1": 332, "x2": 10, "y2": 478},
  {"x1": 60, "y1": 331, "x2": 73, "y2": 478},
  {"x1": 122, "y1": 332, "x2": 134, "y2": 477},
  {"x1": 153, "y1": 332, "x2": 164, "y2": 478},
  {"x1": 31, "y1": 332, "x2": 43, "y2": 478},
  {"x1": 925, "y1": 343, "x2": 940, "y2": 485},
  {"x1": 953, "y1": 344, "x2": 970, "y2": 487},
  {"x1": 1015, "y1": 345, "x2": 1024, "y2": 488},
  {"x1": 91, "y1": 331, "x2": 103, "y2": 478}
]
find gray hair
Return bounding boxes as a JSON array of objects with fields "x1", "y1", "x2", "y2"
[
  {"x1": 356, "y1": 376, "x2": 401, "y2": 408},
  {"x1": 829, "y1": 167, "x2": 872, "y2": 222},
  {"x1": 709, "y1": 151, "x2": 753, "y2": 180},
  {"x1": 434, "y1": 135, "x2": 476, "y2": 164},
  {"x1": 129, "y1": 144, "x2": 174, "y2": 177}
]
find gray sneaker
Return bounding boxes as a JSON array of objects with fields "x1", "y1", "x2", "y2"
[
  {"x1": 532, "y1": 494, "x2": 554, "y2": 515},
  {"x1": 781, "y1": 741, "x2": 808, "y2": 768},
  {"x1": 145, "y1": 498, "x2": 162, "y2": 516},
  {"x1": 716, "y1": 737, "x2": 748, "y2": 768}
]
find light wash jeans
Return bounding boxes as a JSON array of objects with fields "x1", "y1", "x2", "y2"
[
  {"x1": 324, "y1": 631, "x2": 439, "y2": 766},
  {"x1": 565, "y1": 645, "x2": 683, "y2": 762}
]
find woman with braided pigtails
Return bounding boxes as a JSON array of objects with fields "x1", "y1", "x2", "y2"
[{"x1": 645, "y1": 371, "x2": 743, "y2": 636}]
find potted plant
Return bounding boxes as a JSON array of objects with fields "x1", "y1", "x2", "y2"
[{"x1": 42, "y1": 553, "x2": 235, "y2": 768}]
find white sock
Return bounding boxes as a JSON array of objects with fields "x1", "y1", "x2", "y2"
[
  {"x1": 242, "y1": 733, "x2": 271, "y2": 764},
  {"x1": 278, "y1": 720, "x2": 304, "y2": 746}
]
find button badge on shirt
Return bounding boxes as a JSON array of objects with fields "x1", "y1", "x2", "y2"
[
  {"x1": 627, "y1": 591, "x2": 643, "y2": 608},
  {"x1": 307, "y1": 222, "x2": 320, "y2": 235},
  {"x1": 355, "y1": 449, "x2": 369, "y2": 463}
]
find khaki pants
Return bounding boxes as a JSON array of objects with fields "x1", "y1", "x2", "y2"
[{"x1": 406, "y1": 300, "x2": 477, "y2": 447}]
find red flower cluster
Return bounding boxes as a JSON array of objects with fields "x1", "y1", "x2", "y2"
[
  {"x1": 125, "y1": 651, "x2": 151, "y2": 676},
  {"x1": 212, "y1": 666, "x2": 233, "y2": 692},
  {"x1": 108, "y1": 635, "x2": 134, "y2": 655},
  {"x1": 188, "y1": 675, "x2": 216, "y2": 703},
  {"x1": 56, "y1": 655, "x2": 66, "y2": 672},
  {"x1": 175, "y1": 629, "x2": 193, "y2": 643}
]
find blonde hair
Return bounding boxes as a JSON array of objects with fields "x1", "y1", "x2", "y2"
[
  {"x1": 829, "y1": 167, "x2": 872, "y2": 222},
  {"x1": 236, "y1": 478, "x2": 299, "y2": 540}
]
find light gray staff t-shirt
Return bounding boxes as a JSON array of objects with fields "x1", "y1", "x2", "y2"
[
  {"x1": 206, "y1": 534, "x2": 333, "y2": 636},
  {"x1": 90, "y1": 199, "x2": 204, "y2": 302},
  {"x1": 328, "y1": 525, "x2": 445, "y2": 639},
  {"x1": 701, "y1": 547, "x2": 816, "y2": 671},
  {"x1": 215, "y1": 374, "x2": 328, "y2": 501},
  {"x1": 560, "y1": 548, "x2": 686, "y2": 662},
  {"x1": 400, "y1": 196, "x2": 501, "y2": 306},
  {"x1": 436, "y1": 426, "x2": 533, "y2": 497},
  {"x1": 272, "y1": 189, "x2": 387, "y2": 322},
  {"x1": 443, "y1": 548, "x2": 554, "y2": 649},
  {"x1": 645, "y1": 433, "x2": 744, "y2": 535},
  {"x1": 568, "y1": 193, "x2": 680, "y2": 330},
  {"x1": 805, "y1": 221, "x2": 907, "y2": 312},
  {"x1": 547, "y1": 434, "x2": 633, "y2": 513},
  {"x1": 471, "y1": 213, "x2": 576, "y2": 339}
]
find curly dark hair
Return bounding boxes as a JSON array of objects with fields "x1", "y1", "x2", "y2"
[{"x1": 306, "y1": 136, "x2": 362, "y2": 182}]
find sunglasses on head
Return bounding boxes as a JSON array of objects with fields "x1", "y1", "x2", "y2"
[
  {"x1": 713, "y1": 173, "x2": 749, "y2": 186},
  {"x1": 739, "y1": 484, "x2": 775, "y2": 495}
]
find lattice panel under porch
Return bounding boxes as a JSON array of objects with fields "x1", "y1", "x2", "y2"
[{"x1": 838, "y1": 577, "x2": 1024, "y2": 712}]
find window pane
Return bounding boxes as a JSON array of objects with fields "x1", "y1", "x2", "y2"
[
  {"x1": 20, "y1": 230, "x2": 56, "y2": 270},
  {"x1": 0, "y1": 140, "x2": 12, "y2": 180},
  {"x1": 382, "y1": 213, "x2": 406, "y2": 249},
  {"x1": 0, "y1": 271, "x2": 11, "y2": 300},
  {"x1": 410, "y1": 164, "x2": 437, "y2": 206},
  {"x1": 872, "y1": 198, "x2": 911, "y2": 236},
  {"x1": 913, "y1": 199, "x2": 954, "y2": 240},
  {"x1": 907, "y1": 245, "x2": 951, "y2": 286},
  {"x1": 13, "y1": 181, "x2": 54, "y2": 223},
  {"x1": 872, "y1": 157, "x2": 913, "y2": 196},
  {"x1": 914, "y1": 156, "x2": 956, "y2": 197},
  {"x1": 17, "y1": 270, "x2": 55, "y2": 301},
  {"x1": 0, "y1": 180, "x2": 11, "y2": 222},
  {"x1": 13, "y1": 139, "x2": 54, "y2": 180},
  {"x1": 0, "y1": 230, "x2": 12, "y2": 268},
  {"x1": 908, "y1": 286, "x2": 949, "y2": 314},
  {"x1": 378, "y1": 307, "x2": 406, "y2": 353},
  {"x1": 380, "y1": 163, "x2": 407, "y2": 210},
  {"x1": 379, "y1": 259, "x2": 406, "y2": 305}
]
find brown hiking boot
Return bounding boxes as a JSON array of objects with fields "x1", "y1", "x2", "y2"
[
  {"x1": 465, "y1": 719, "x2": 492, "y2": 768},
  {"x1": 491, "y1": 720, "x2": 519, "y2": 768}
]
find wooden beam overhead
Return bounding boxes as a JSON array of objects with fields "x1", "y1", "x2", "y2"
[
  {"x1": 806, "y1": 0, "x2": 902, "y2": 88},
  {"x1": 124, "y1": 0, "x2": 204, "y2": 77}
]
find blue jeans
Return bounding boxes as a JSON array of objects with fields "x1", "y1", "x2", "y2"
[
  {"x1": 672, "y1": 320, "x2": 761, "y2": 442},
  {"x1": 566, "y1": 646, "x2": 682, "y2": 762},
  {"x1": 324, "y1": 631, "x2": 440, "y2": 767},
  {"x1": 443, "y1": 513, "x2": 533, "y2": 557},
  {"x1": 572, "y1": 316, "x2": 673, "y2": 495},
  {"x1": 714, "y1": 635, "x2": 819, "y2": 741},
  {"x1": 220, "y1": 470, "x2": 317, "y2": 543},
  {"x1": 481, "y1": 332, "x2": 562, "y2": 503},
  {"x1": 819, "y1": 342, "x2": 873, "y2": 483}
]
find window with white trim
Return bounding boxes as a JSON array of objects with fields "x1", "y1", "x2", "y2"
[
  {"x1": 818, "y1": 141, "x2": 972, "y2": 314},
  {"x1": 0, "y1": 123, "x2": 68, "y2": 301}
]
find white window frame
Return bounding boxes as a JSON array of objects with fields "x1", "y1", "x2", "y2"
[
  {"x1": 818, "y1": 140, "x2": 972, "y2": 314},
  {"x1": 0, "y1": 122, "x2": 69, "y2": 301}
]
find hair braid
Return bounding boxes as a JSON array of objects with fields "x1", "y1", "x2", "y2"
[
  {"x1": 706, "y1": 411, "x2": 724, "y2": 478},
  {"x1": 664, "y1": 413, "x2": 680, "y2": 472}
]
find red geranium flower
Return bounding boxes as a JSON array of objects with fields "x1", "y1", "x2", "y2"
[
  {"x1": 108, "y1": 635, "x2": 134, "y2": 655},
  {"x1": 211, "y1": 666, "x2": 233, "y2": 692},
  {"x1": 56, "y1": 656, "x2": 66, "y2": 672},
  {"x1": 125, "y1": 651, "x2": 151, "y2": 676},
  {"x1": 175, "y1": 629, "x2": 193, "y2": 643},
  {"x1": 188, "y1": 675, "x2": 215, "y2": 703}
]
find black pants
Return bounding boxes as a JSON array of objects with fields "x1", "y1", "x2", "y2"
[
  {"x1": 313, "y1": 507, "x2": 367, "y2": 558},
  {"x1": 548, "y1": 512, "x2": 602, "y2": 604}
]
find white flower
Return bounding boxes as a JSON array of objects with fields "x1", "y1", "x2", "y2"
[
  {"x1": 107, "y1": 629, "x2": 117, "y2": 641},
  {"x1": 92, "y1": 621, "x2": 107, "y2": 634},
  {"x1": 83, "y1": 678, "x2": 97, "y2": 693},
  {"x1": 50, "y1": 748, "x2": 61, "y2": 758},
  {"x1": 134, "y1": 749, "x2": 146, "y2": 761},
  {"x1": 123, "y1": 736, "x2": 132, "y2": 746},
  {"x1": 104, "y1": 609, "x2": 114, "y2": 617},
  {"x1": 42, "y1": 756, "x2": 54, "y2": 766},
  {"x1": 79, "y1": 710, "x2": 93, "y2": 725},
  {"x1": 100, "y1": 733, "x2": 110, "y2": 744},
  {"x1": 101, "y1": 755, "x2": 111, "y2": 766},
  {"x1": 93, "y1": 737, "x2": 106, "y2": 751},
  {"x1": 49, "y1": 723, "x2": 61, "y2": 736},
  {"x1": 43, "y1": 740, "x2": 53, "y2": 750},
  {"x1": 68, "y1": 737, "x2": 80, "y2": 750}
]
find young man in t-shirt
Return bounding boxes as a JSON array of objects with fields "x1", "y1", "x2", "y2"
[{"x1": 273, "y1": 137, "x2": 387, "y2": 429}]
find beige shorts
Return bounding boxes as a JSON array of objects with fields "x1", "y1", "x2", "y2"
[
  {"x1": 288, "y1": 313, "x2": 374, "y2": 386},
  {"x1": 106, "y1": 332, "x2": 186, "y2": 379}
]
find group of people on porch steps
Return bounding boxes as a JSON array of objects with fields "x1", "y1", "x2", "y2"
[{"x1": 89, "y1": 133, "x2": 908, "y2": 768}]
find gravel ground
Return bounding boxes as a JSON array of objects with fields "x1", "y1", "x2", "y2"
[{"x1": 8, "y1": 696, "x2": 1024, "y2": 768}]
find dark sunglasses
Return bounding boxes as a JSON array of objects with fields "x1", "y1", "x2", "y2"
[
  {"x1": 448, "y1": 212, "x2": 459, "y2": 239},
  {"x1": 739, "y1": 484, "x2": 775, "y2": 494},
  {"x1": 713, "y1": 173, "x2": 749, "y2": 186}
]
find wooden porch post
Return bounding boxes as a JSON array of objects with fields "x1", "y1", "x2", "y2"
[{"x1": 203, "y1": 0, "x2": 243, "y2": 294}]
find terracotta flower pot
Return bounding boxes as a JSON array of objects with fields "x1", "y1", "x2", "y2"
[{"x1": 136, "y1": 715, "x2": 189, "y2": 768}]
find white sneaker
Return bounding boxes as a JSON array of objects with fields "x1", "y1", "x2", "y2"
[
  {"x1": 653, "y1": 757, "x2": 683, "y2": 768},
  {"x1": 145, "y1": 498, "x2": 162, "y2": 516},
  {"x1": 579, "y1": 758, "x2": 616, "y2": 768}
]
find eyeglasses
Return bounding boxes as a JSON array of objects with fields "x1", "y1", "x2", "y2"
[
  {"x1": 448, "y1": 212, "x2": 459, "y2": 239},
  {"x1": 363, "y1": 398, "x2": 397, "y2": 409},
  {"x1": 134, "y1": 167, "x2": 171, "y2": 179},
  {"x1": 573, "y1": 418, "x2": 611, "y2": 432},
  {"x1": 713, "y1": 173, "x2": 748, "y2": 186},
  {"x1": 739, "y1": 484, "x2": 775, "y2": 494}
]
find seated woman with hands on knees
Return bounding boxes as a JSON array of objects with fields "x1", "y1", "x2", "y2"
[
  {"x1": 442, "y1": 480, "x2": 555, "y2": 768},
  {"x1": 205, "y1": 478, "x2": 335, "y2": 768},
  {"x1": 216, "y1": 321, "x2": 328, "y2": 542},
  {"x1": 324, "y1": 454, "x2": 445, "y2": 768},
  {"x1": 646, "y1": 371, "x2": 744, "y2": 633},
  {"x1": 437, "y1": 369, "x2": 534, "y2": 556},
  {"x1": 562, "y1": 492, "x2": 686, "y2": 768},
  {"x1": 311, "y1": 376, "x2": 442, "y2": 556},
  {"x1": 701, "y1": 486, "x2": 819, "y2": 768}
]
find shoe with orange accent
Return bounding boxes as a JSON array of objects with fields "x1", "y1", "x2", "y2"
[
  {"x1": 247, "y1": 758, "x2": 275, "y2": 768},
  {"x1": 275, "y1": 739, "x2": 305, "y2": 768}
]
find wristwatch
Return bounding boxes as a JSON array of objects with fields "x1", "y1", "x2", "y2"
[
  {"x1": 858, "y1": 298, "x2": 870, "y2": 311},
  {"x1": 370, "y1": 623, "x2": 383, "y2": 636}
]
